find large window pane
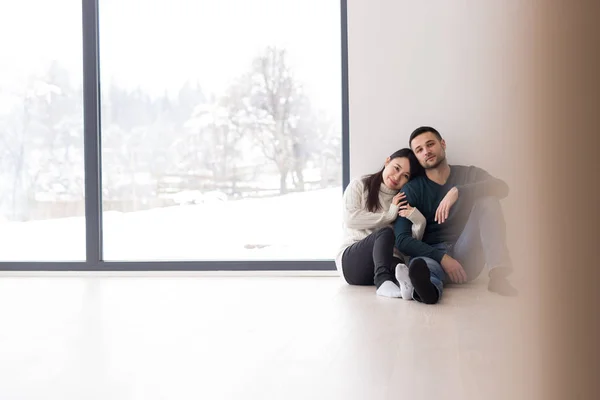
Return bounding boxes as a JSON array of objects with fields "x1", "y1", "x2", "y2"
[
  {"x1": 100, "y1": 0, "x2": 342, "y2": 261},
  {"x1": 0, "y1": 0, "x2": 84, "y2": 261}
]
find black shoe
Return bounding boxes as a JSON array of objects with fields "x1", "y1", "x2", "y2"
[{"x1": 409, "y1": 259, "x2": 439, "y2": 304}]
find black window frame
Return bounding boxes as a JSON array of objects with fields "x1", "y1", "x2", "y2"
[{"x1": 0, "y1": 0, "x2": 349, "y2": 271}]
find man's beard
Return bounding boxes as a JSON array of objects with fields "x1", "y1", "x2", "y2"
[{"x1": 422, "y1": 153, "x2": 446, "y2": 169}]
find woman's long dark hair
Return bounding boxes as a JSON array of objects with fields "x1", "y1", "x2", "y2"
[{"x1": 363, "y1": 148, "x2": 423, "y2": 212}]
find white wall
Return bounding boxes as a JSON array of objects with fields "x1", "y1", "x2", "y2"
[{"x1": 347, "y1": 1, "x2": 528, "y2": 184}]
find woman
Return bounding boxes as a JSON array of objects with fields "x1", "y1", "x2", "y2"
[{"x1": 335, "y1": 148, "x2": 426, "y2": 299}]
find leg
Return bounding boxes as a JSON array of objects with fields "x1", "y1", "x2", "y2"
[
  {"x1": 452, "y1": 196, "x2": 517, "y2": 295},
  {"x1": 341, "y1": 227, "x2": 401, "y2": 296},
  {"x1": 452, "y1": 196, "x2": 512, "y2": 279},
  {"x1": 408, "y1": 256, "x2": 446, "y2": 304}
]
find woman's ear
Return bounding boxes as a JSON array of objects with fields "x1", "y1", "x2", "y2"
[{"x1": 384, "y1": 156, "x2": 391, "y2": 166}]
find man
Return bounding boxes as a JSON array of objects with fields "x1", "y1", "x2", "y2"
[{"x1": 393, "y1": 126, "x2": 517, "y2": 304}]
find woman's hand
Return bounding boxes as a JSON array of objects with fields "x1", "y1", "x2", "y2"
[
  {"x1": 398, "y1": 202, "x2": 415, "y2": 218},
  {"x1": 392, "y1": 192, "x2": 407, "y2": 206}
]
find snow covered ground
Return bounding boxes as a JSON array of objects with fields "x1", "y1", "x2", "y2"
[{"x1": 0, "y1": 188, "x2": 343, "y2": 262}]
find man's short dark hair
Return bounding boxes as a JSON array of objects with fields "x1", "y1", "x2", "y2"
[{"x1": 409, "y1": 126, "x2": 443, "y2": 146}]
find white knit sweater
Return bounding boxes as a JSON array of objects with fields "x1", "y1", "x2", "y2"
[{"x1": 335, "y1": 178, "x2": 426, "y2": 274}]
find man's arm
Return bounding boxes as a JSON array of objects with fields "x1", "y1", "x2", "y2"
[
  {"x1": 393, "y1": 186, "x2": 446, "y2": 263},
  {"x1": 455, "y1": 166, "x2": 509, "y2": 200}
]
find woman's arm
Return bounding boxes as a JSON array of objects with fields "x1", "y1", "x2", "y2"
[
  {"x1": 404, "y1": 207, "x2": 426, "y2": 241},
  {"x1": 343, "y1": 180, "x2": 398, "y2": 230}
]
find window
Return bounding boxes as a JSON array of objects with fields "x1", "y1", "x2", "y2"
[
  {"x1": 0, "y1": 0, "x2": 346, "y2": 269},
  {"x1": 0, "y1": 0, "x2": 85, "y2": 261},
  {"x1": 99, "y1": 0, "x2": 343, "y2": 261}
]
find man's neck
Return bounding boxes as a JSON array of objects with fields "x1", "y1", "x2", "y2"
[{"x1": 425, "y1": 161, "x2": 451, "y2": 185}]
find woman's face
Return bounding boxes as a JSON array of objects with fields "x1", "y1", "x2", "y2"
[{"x1": 382, "y1": 156, "x2": 411, "y2": 190}]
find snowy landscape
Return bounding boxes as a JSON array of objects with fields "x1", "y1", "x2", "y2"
[
  {"x1": 0, "y1": 0, "x2": 343, "y2": 264},
  {"x1": 0, "y1": 187, "x2": 342, "y2": 262}
]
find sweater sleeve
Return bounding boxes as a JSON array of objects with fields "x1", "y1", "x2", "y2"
[
  {"x1": 406, "y1": 207, "x2": 426, "y2": 241},
  {"x1": 455, "y1": 166, "x2": 509, "y2": 200},
  {"x1": 393, "y1": 185, "x2": 446, "y2": 263},
  {"x1": 343, "y1": 180, "x2": 398, "y2": 230}
]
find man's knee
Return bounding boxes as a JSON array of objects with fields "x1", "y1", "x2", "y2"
[
  {"x1": 472, "y1": 196, "x2": 504, "y2": 216},
  {"x1": 474, "y1": 196, "x2": 501, "y2": 208}
]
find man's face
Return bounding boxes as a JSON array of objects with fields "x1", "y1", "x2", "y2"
[{"x1": 410, "y1": 132, "x2": 447, "y2": 169}]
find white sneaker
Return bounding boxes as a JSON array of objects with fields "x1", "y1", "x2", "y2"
[{"x1": 395, "y1": 263, "x2": 414, "y2": 300}]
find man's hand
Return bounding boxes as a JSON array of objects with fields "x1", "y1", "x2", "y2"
[
  {"x1": 435, "y1": 187, "x2": 459, "y2": 224},
  {"x1": 441, "y1": 254, "x2": 467, "y2": 283}
]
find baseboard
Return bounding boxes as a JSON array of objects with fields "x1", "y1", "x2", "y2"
[{"x1": 0, "y1": 270, "x2": 341, "y2": 278}]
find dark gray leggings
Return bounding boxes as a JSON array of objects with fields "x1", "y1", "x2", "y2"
[{"x1": 341, "y1": 227, "x2": 402, "y2": 288}]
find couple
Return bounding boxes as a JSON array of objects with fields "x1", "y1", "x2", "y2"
[{"x1": 335, "y1": 126, "x2": 517, "y2": 304}]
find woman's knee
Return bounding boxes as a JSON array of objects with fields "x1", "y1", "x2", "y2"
[{"x1": 375, "y1": 226, "x2": 395, "y2": 240}]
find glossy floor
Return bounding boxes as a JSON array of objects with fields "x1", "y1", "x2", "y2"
[{"x1": 0, "y1": 275, "x2": 535, "y2": 400}]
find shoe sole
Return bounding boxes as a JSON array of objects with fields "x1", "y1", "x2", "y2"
[{"x1": 409, "y1": 259, "x2": 439, "y2": 304}]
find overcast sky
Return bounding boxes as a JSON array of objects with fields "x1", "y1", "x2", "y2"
[{"x1": 0, "y1": 0, "x2": 341, "y2": 114}]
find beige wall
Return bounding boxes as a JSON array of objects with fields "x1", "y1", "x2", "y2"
[
  {"x1": 347, "y1": 2, "x2": 600, "y2": 399},
  {"x1": 346, "y1": 1, "x2": 534, "y2": 264},
  {"x1": 347, "y1": 1, "x2": 526, "y2": 185}
]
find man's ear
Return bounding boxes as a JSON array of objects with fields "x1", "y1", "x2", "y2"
[{"x1": 440, "y1": 139, "x2": 447, "y2": 151}]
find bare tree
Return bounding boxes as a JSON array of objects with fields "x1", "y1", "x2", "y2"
[
  {"x1": 183, "y1": 100, "x2": 244, "y2": 188},
  {"x1": 239, "y1": 47, "x2": 312, "y2": 194}
]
